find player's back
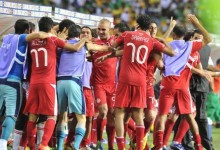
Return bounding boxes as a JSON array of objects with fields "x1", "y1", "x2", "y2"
[
  {"x1": 29, "y1": 36, "x2": 65, "y2": 84},
  {"x1": 118, "y1": 30, "x2": 154, "y2": 86}
]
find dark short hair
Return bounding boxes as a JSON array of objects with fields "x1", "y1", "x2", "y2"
[
  {"x1": 68, "y1": 24, "x2": 81, "y2": 38},
  {"x1": 136, "y1": 14, "x2": 152, "y2": 31},
  {"x1": 173, "y1": 24, "x2": 186, "y2": 38},
  {"x1": 114, "y1": 22, "x2": 130, "y2": 33},
  {"x1": 91, "y1": 28, "x2": 98, "y2": 38},
  {"x1": 29, "y1": 22, "x2": 36, "y2": 33},
  {"x1": 59, "y1": 19, "x2": 75, "y2": 32},
  {"x1": 38, "y1": 17, "x2": 54, "y2": 32},
  {"x1": 14, "y1": 19, "x2": 30, "y2": 34},
  {"x1": 184, "y1": 31, "x2": 193, "y2": 41}
]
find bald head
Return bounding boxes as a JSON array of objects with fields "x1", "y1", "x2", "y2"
[{"x1": 98, "y1": 19, "x2": 111, "y2": 40}]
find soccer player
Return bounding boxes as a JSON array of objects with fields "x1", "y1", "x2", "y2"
[
  {"x1": 90, "y1": 18, "x2": 118, "y2": 150},
  {"x1": 0, "y1": 19, "x2": 49, "y2": 150},
  {"x1": 23, "y1": 17, "x2": 88, "y2": 150},
  {"x1": 110, "y1": 14, "x2": 174, "y2": 150},
  {"x1": 153, "y1": 14, "x2": 212, "y2": 150},
  {"x1": 80, "y1": 26, "x2": 95, "y2": 149}
]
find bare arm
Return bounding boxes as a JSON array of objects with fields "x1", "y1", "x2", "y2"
[
  {"x1": 86, "y1": 43, "x2": 114, "y2": 52},
  {"x1": 63, "y1": 38, "x2": 87, "y2": 52},
  {"x1": 188, "y1": 14, "x2": 212, "y2": 46},
  {"x1": 96, "y1": 49, "x2": 123, "y2": 63},
  {"x1": 26, "y1": 32, "x2": 49, "y2": 42},
  {"x1": 163, "y1": 17, "x2": 176, "y2": 40},
  {"x1": 156, "y1": 37, "x2": 175, "y2": 56}
]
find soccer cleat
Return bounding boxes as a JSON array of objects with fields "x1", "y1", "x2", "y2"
[
  {"x1": 81, "y1": 145, "x2": 92, "y2": 150},
  {"x1": 170, "y1": 142, "x2": 185, "y2": 150},
  {"x1": 162, "y1": 146, "x2": 170, "y2": 150},
  {"x1": 89, "y1": 143, "x2": 96, "y2": 149},
  {"x1": 38, "y1": 144, "x2": 50, "y2": 150}
]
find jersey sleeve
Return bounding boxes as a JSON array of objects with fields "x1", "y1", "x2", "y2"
[
  {"x1": 53, "y1": 36, "x2": 66, "y2": 48},
  {"x1": 153, "y1": 39, "x2": 165, "y2": 52},
  {"x1": 191, "y1": 41, "x2": 202, "y2": 53}
]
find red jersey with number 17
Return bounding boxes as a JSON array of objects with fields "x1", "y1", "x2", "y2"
[
  {"x1": 29, "y1": 36, "x2": 66, "y2": 84},
  {"x1": 116, "y1": 30, "x2": 165, "y2": 86}
]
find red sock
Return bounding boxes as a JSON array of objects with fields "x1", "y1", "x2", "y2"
[
  {"x1": 81, "y1": 137, "x2": 90, "y2": 147},
  {"x1": 66, "y1": 130, "x2": 74, "y2": 146},
  {"x1": 128, "y1": 119, "x2": 135, "y2": 131},
  {"x1": 193, "y1": 134, "x2": 202, "y2": 150},
  {"x1": 20, "y1": 131, "x2": 28, "y2": 148},
  {"x1": 136, "y1": 125, "x2": 145, "y2": 150},
  {"x1": 96, "y1": 117, "x2": 106, "y2": 141},
  {"x1": 91, "y1": 117, "x2": 97, "y2": 144},
  {"x1": 26, "y1": 121, "x2": 37, "y2": 149},
  {"x1": 106, "y1": 125, "x2": 115, "y2": 149},
  {"x1": 174, "y1": 118, "x2": 189, "y2": 143},
  {"x1": 163, "y1": 119, "x2": 175, "y2": 146},
  {"x1": 153, "y1": 130, "x2": 164, "y2": 149},
  {"x1": 144, "y1": 119, "x2": 153, "y2": 135},
  {"x1": 41, "y1": 118, "x2": 56, "y2": 146},
  {"x1": 48, "y1": 127, "x2": 56, "y2": 147},
  {"x1": 116, "y1": 137, "x2": 125, "y2": 150}
]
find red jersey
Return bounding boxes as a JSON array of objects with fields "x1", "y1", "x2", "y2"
[
  {"x1": 161, "y1": 41, "x2": 202, "y2": 89},
  {"x1": 91, "y1": 36, "x2": 118, "y2": 84},
  {"x1": 146, "y1": 54, "x2": 158, "y2": 88},
  {"x1": 29, "y1": 36, "x2": 65, "y2": 84},
  {"x1": 116, "y1": 31, "x2": 165, "y2": 86}
]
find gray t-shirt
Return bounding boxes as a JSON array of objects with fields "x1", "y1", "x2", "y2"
[{"x1": 190, "y1": 45, "x2": 211, "y2": 92}]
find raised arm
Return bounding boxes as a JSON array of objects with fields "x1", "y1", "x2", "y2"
[
  {"x1": 188, "y1": 14, "x2": 212, "y2": 46},
  {"x1": 163, "y1": 17, "x2": 176, "y2": 40}
]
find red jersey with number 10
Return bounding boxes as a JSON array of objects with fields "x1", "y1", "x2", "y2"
[
  {"x1": 29, "y1": 36, "x2": 65, "y2": 84},
  {"x1": 116, "y1": 30, "x2": 165, "y2": 86}
]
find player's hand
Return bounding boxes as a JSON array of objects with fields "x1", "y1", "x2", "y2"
[
  {"x1": 57, "y1": 27, "x2": 68, "y2": 40},
  {"x1": 169, "y1": 16, "x2": 176, "y2": 28},
  {"x1": 187, "y1": 14, "x2": 199, "y2": 24},
  {"x1": 96, "y1": 54, "x2": 109, "y2": 63},
  {"x1": 203, "y1": 71, "x2": 213, "y2": 83}
]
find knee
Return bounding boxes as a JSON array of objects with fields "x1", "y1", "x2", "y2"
[{"x1": 98, "y1": 107, "x2": 108, "y2": 118}]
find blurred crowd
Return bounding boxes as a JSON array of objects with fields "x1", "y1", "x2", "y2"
[{"x1": 30, "y1": 0, "x2": 196, "y2": 36}]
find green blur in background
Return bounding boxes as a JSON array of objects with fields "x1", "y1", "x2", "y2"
[{"x1": 196, "y1": 0, "x2": 220, "y2": 34}]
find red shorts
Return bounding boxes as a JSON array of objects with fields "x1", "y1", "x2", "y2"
[
  {"x1": 146, "y1": 86, "x2": 156, "y2": 110},
  {"x1": 83, "y1": 87, "x2": 94, "y2": 117},
  {"x1": 115, "y1": 83, "x2": 146, "y2": 108},
  {"x1": 93, "y1": 83, "x2": 116, "y2": 108},
  {"x1": 23, "y1": 83, "x2": 57, "y2": 116},
  {"x1": 158, "y1": 88, "x2": 194, "y2": 115}
]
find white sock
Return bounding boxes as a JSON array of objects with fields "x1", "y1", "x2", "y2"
[
  {"x1": 12, "y1": 129, "x2": 23, "y2": 150},
  {"x1": 37, "y1": 122, "x2": 45, "y2": 145}
]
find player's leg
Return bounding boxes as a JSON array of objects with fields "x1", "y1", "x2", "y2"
[
  {"x1": 115, "y1": 107, "x2": 126, "y2": 150},
  {"x1": 81, "y1": 87, "x2": 94, "y2": 148},
  {"x1": 153, "y1": 88, "x2": 175, "y2": 149},
  {"x1": 106, "y1": 86, "x2": 116, "y2": 150},
  {"x1": 163, "y1": 112, "x2": 179, "y2": 147},
  {"x1": 0, "y1": 79, "x2": 22, "y2": 150},
  {"x1": 56, "y1": 79, "x2": 69, "y2": 150},
  {"x1": 132, "y1": 108, "x2": 144, "y2": 150},
  {"x1": 94, "y1": 84, "x2": 108, "y2": 148}
]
